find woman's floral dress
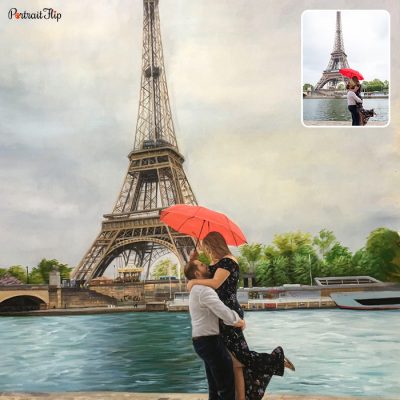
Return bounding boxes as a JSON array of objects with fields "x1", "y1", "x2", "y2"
[{"x1": 209, "y1": 257, "x2": 285, "y2": 400}]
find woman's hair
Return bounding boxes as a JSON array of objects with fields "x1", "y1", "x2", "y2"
[
  {"x1": 184, "y1": 260, "x2": 198, "y2": 280},
  {"x1": 202, "y1": 231, "x2": 230, "y2": 261},
  {"x1": 347, "y1": 79, "x2": 356, "y2": 90}
]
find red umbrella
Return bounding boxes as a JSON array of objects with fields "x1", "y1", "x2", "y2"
[
  {"x1": 160, "y1": 204, "x2": 247, "y2": 246},
  {"x1": 339, "y1": 68, "x2": 364, "y2": 81}
]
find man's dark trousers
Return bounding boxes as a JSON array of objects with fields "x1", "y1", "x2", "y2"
[
  {"x1": 348, "y1": 105, "x2": 360, "y2": 125},
  {"x1": 192, "y1": 335, "x2": 235, "y2": 400}
]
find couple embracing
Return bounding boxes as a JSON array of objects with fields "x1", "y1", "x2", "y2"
[
  {"x1": 346, "y1": 76, "x2": 376, "y2": 126},
  {"x1": 185, "y1": 231, "x2": 295, "y2": 400}
]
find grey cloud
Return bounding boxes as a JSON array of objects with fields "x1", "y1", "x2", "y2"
[{"x1": 0, "y1": 0, "x2": 399, "y2": 268}]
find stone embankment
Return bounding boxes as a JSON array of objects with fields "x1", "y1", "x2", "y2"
[{"x1": 0, "y1": 393, "x2": 395, "y2": 400}]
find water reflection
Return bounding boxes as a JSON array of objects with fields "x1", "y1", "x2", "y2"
[
  {"x1": 303, "y1": 98, "x2": 389, "y2": 122},
  {"x1": 0, "y1": 310, "x2": 399, "y2": 397}
]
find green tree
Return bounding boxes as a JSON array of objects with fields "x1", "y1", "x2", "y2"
[
  {"x1": 151, "y1": 259, "x2": 179, "y2": 279},
  {"x1": 255, "y1": 261, "x2": 269, "y2": 286},
  {"x1": 351, "y1": 249, "x2": 380, "y2": 279},
  {"x1": 263, "y1": 244, "x2": 279, "y2": 260},
  {"x1": 236, "y1": 255, "x2": 249, "y2": 286},
  {"x1": 272, "y1": 232, "x2": 313, "y2": 283},
  {"x1": 293, "y1": 254, "x2": 310, "y2": 285},
  {"x1": 7, "y1": 265, "x2": 27, "y2": 282},
  {"x1": 324, "y1": 243, "x2": 353, "y2": 276},
  {"x1": 255, "y1": 233, "x2": 319, "y2": 286},
  {"x1": 293, "y1": 252, "x2": 320, "y2": 285},
  {"x1": 255, "y1": 245, "x2": 279, "y2": 286},
  {"x1": 365, "y1": 228, "x2": 400, "y2": 281},
  {"x1": 273, "y1": 231, "x2": 313, "y2": 255},
  {"x1": 350, "y1": 228, "x2": 400, "y2": 282},
  {"x1": 256, "y1": 255, "x2": 289, "y2": 287},
  {"x1": 273, "y1": 255, "x2": 291, "y2": 286},
  {"x1": 313, "y1": 229, "x2": 337, "y2": 257},
  {"x1": 383, "y1": 80, "x2": 389, "y2": 91},
  {"x1": 239, "y1": 243, "x2": 262, "y2": 274},
  {"x1": 364, "y1": 79, "x2": 385, "y2": 92},
  {"x1": 0, "y1": 268, "x2": 8, "y2": 278},
  {"x1": 29, "y1": 259, "x2": 72, "y2": 284},
  {"x1": 29, "y1": 269, "x2": 46, "y2": 284},
  {"x1": 303, "y1": 83, "x2": 314, "y2": 91},
  {"x1": 325, "y1": 243, "x2": 352, "y2": 264},
  {"x1": 330, "y1": 255, "x2": 353, "y2": 276}
]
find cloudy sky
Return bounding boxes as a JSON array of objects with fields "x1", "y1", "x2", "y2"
[
  {"x1": 303, "y1": 10, "x2": 390, "y2": 85},
  {"x1": 0, "y1": 0, "x2": 399, "y2": 271}
]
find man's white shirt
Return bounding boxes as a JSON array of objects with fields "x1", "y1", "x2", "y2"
[{"x1": 189, "y1": 285, "x2": 240, "y2": 337}]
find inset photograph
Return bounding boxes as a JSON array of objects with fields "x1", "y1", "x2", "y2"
[{"x1": 302, "y1": 10, "x2": 390, "y2": 127}]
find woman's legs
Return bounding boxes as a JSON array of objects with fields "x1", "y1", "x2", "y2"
[{"x1": 230, "y1": 353, "x2": 245, "y2": 400}]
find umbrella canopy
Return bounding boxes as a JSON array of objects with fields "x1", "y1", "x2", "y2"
[
  {"x1": 160, "y1": 204, "x2": 247, "y2": 246},
  {"x1": 339, "y1": 68, "x2": 364, "y2": 81}
]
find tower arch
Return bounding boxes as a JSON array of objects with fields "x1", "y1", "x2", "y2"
[{"x1": 91, "y1": 236, "x2": 184, "y2": 280}]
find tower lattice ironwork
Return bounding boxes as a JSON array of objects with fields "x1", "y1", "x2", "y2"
[
  {"x1": 72, "y1": 0, "x2": 197, "y2": 283},
  {"x1": 315, "y1": 11, "x2": 350, "y2": 91}
]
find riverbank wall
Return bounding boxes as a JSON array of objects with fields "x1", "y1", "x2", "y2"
[{"x1": 1, "y1": 281, "x2": 397, "y2": 316}]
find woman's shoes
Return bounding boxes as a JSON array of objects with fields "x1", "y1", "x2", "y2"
[{"x1": 284, "y1": 356, "x2": 295, "y2": 371}]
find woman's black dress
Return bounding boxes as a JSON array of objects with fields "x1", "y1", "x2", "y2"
[{"x1": 209, "y1": 257, "x2": 285, "y2": 400}]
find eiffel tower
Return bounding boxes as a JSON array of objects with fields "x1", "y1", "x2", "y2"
[
  {"x1": 72, "y1": 0, "x2": 197, "y2": 282},
  {"x1": 315, "y1": 11, "x2": 350, "y2": 91}
]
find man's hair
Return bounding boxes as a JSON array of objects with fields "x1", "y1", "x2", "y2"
[{"x1": 184, "y1": 260, "x2": 199, "y2": 280}]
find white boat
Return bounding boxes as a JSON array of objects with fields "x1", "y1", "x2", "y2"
[{"x1": 330, "y1": 290, "x2": 400, "y2": 310}]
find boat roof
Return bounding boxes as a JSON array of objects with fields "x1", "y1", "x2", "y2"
[{"x1": 314, "y1": 276, "x2": 381, "y2": 286}]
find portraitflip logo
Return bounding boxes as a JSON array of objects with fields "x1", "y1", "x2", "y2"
[{"x1": 8, "y1": 8, "x2": 62, "y2": 22}]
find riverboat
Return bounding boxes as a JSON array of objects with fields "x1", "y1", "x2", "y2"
[{"x1": 330, "y1": 290, "x2": 400, "y2": 310}]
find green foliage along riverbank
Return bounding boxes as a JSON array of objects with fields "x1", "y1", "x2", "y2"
[
  {"x1": 0, "y1": 259, "x2": 72, "y2": 284},
  {"x1": 303, "y1": 79, "x2": 389, "y2": 93},
  {"x1": 1, "y1": 227, "x2": 399, "y2": 287},
  {"x1": 238, "y1": 227, "x2": 400, "y2": 286}
]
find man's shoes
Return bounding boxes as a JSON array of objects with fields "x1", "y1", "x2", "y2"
[{"x1": 284, "y1": 356, "x2": 295, "y2": 371}]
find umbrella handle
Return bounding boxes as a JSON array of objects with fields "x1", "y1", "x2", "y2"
[
  {"x1": 190, "y1": 220, "x2": 206, "y2": 260},
  {"x1": 197, "y1": 220, "x2": 206, "y2": 245}
]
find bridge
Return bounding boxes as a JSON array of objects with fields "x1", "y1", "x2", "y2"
[
  {"x1": 0, "y1": 285, "x2": 52, "y2": 312},
  {"x1": 0, "y1": 280, "x2": 185, "y2": 313}
]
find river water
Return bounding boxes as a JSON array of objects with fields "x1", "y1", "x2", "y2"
[
  {"x1": 303, "y1": 98, "x2": 389, "y2": 122},
  {"x1": 0, "y1": 310, "x2": 399, "y2": 397}
]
